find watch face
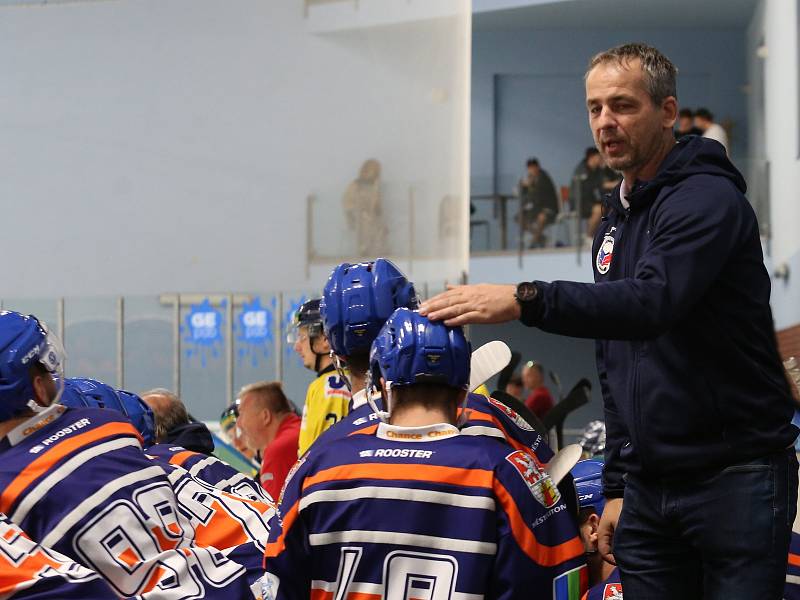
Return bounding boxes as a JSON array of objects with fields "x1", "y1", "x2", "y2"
[{"x1": 516, "y1": 282, "x2": 537, "y2": 302}]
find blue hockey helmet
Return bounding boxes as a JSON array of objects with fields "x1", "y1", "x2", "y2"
[
  {"x1": 369, "y1": 308, "x2": 470, "y2": 396},
  {"x1": 61, "y1": 378, "x2": 155, "y2": 447},
  {"x1": 0, "y1": 311, "x2": 66, "y2": 421},
  {"x1": 321, "y1": 258, "x2": 418, "y2": 357},
  {"x1": 572, "y1": 458, "x2": 605, "y2": 516}
]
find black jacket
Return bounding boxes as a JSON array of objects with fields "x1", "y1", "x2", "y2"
[
  {"x1": 521, "y1": 136, "x2": 797, "y2": 496},
  {"x1": 162, "y1": 422, "x2": 215, "y2": 455}
]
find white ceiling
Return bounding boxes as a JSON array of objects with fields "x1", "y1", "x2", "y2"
[{"x1": 474, "y1": 0, "x2": 760, "y2": 30}]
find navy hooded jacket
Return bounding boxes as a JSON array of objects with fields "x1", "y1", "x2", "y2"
[{"x1": 520, "y1": 136, "x2": 797, "y2": 496}]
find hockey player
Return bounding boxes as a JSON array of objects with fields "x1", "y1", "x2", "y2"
[
  {"x1": 287, "y1": 298, "x2": 350, "y2": 455},
  {"x1": 0, "y1": 512, "x2": 116, "y2": 599},
  {"x1": 61, "y1": 378, "x2": 268, "y2": 501},
  {"x1": 316, "y1": 260, "x2": 558, "y2": 475},
  {"x1": 0, "y1": 311, "x2": 267, "y2": 598},
  {"x1": 573, "y1": 460, "x2": 622, "y2": 600},
  {"x1": 264, "y1": 308, "x2": 586, "y2": 600}
]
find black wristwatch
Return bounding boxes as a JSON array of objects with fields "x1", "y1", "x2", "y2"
[
  {"x1": 514, "y1": 281, "x2": 540, "y2": 325},
  {"x1": 515, "y1": 281, "x2": 538, "y2": 303}
]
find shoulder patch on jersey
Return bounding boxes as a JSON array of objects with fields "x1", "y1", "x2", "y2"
[
  {"x1": 278, "y1": 454, "x2": 307, "y2": 505},
  {"x1": 505, "y1": 450, "x2": 561, "y2": 508},
  {"x1": 603, "y1": 582, "x2": 623, "y2": 600},
  {"x1": 487, "y1": 397, "x2": 534, "y2": 431},
  {"x1": 553, "y1": 564, "x2": 588, "y2": 600}
]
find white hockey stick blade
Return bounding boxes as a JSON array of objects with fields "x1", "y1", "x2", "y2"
[
  {"x1": 545, "y1": 444, "x2": 583, "y2": 485},
  {"x1": 469, "y1": 340, "x2": 512, "y2": 393}
]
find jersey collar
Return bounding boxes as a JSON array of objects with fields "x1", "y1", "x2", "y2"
[
  {"x1": 351, "y1": 388, "x2": 382, "y2": 410},
  {"x1": 5, "y1": 404, "x2": 66, "y2": 447},
  {"x1": 376, "y1": 422, "x2": 459, "y2": 443}
]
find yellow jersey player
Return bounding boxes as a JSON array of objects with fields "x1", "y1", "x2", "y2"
[{"x1": 287, "y1": 298, "x2": 350, "y2": 455}]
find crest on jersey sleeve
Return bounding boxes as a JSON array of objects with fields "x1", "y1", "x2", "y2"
[
  {"x1": 596, "y1": 232, "x2": 615, "y2": 275},
  {"x1": 487, "y1": 397, "x2": 534, "y2": 431},
  {"x1": 553, "y1": 565, "x2": 588, "y2": 600},
  {"x1": 505, "y1": 450, "x2": 560, "y2": 508},
  {"x1": 603, "y1": 582, "x2": 623, "y2": 599}
]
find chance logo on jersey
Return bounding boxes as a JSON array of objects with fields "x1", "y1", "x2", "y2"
[
  {"x1": 506, "y1": 450, "x2": 560, "y2": 508},
  {"x1": 596, "y1": 231, "x2": 615, "y2": 275},
  {"x1": 604, "y1": 582, "x2": 623, "y2": 599},
  {"x1": 487, "y1": 397, "x2": 534, "y2": 432}
]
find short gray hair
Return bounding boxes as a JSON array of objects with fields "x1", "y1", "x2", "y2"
[
  {"x1": 141, "y1": 388, "x2": 189, "y2": 442},
  {"x1": 586, "y1": 42, "x2": 678, "y2": 105}
]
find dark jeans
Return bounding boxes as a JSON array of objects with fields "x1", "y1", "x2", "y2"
[{"x1": 615, "y1": 449, "x2": 798, "y2": 600}]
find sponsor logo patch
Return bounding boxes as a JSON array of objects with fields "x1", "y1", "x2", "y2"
[
  {"x1": 505, "y1": 450, "x2": 561, "y2": 508},
  {"x1": 29, "y1": 445, "x2": 45, "y2": 455},
  {"x1": 373, "y1": 448, "x2": 433, "y2": 459},
  {"x1": 603, "y1": 582, "x2": 623, "y2": 600},
  {"x1": 596, "y1": 230, "x2": 616, "y2": 275},
  {"x1": 359, "y1": 450, "x2": 374, "y2": 458},
  {"x1": 487, "y1": 397, "x2": 534, "y2": 431}
]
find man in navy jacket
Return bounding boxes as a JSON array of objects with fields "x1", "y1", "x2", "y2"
[{"x1": 421, "y1": 43, "x2": 798, "y2": 599}]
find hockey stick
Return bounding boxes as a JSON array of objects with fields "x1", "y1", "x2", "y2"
[
  {"x1": 469, "y1": 341, "x2": 512, "y2": 392},
  {"x1": 545, "y1": 443, "x2": 582, "y2": 485}
]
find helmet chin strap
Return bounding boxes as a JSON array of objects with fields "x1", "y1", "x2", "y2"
[
  {"x1": 331, "y1": 352, "x2": 352, "y2": 394},
  {"x1": 364, "y1": 370, "x2": 389, "y2": 423}
]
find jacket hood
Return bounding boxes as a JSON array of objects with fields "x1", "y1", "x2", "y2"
[
  {"x1": 606, "y1": 135, "x2": 745, "y2": 215},
  {"x1": 162, "y1": 421, "x2": 215, "y2": 455}
]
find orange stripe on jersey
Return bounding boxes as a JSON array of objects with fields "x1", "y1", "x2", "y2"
[
  {"x1": 493, "y1": 479, "x2": 583, "y2": 567},
  {"x1": 168, "y1": 450, "x2": 197, "y2": 467},
  {"x1": 264, "y1": 500, "x2": 300, "y2": 558},
  {"x1": 789, "y1": 553, "x2": 800, "y2": 567},
  {"x1": 347, "y1": 593, "x2": 381, "y2": 600},
  {"x1": 302, "y1": 463, "x2": 494, "y2": 492},
  {"x1": 311, "y1": 588, "x2": 333, "y2": 600},
  {"x1": 0, "y1": 421, "x2": 142, "y2": 514},
  {"x1": 348, "y1": 425, "x2": 378, "y2": 437}
]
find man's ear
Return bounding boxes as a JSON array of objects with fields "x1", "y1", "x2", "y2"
[
  {"x1": 587, "y1": 511, "x2": 600, "y2": 545},
  {"x1": 662, "y1": 96, "x2": 678, "y2": 129},
  {"x1": 261, "y1": 407, "x2": 272, "y2": 427}
]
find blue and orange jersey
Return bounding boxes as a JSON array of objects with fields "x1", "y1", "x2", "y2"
[
  {"x1": 0, "y1": 404, "x2": 270, "y2": 598},
  {"x1": 0, "y1": 512, "x2": 114, "y2": 599},
  {"x1": 583, "y1": 568, "x2": 622, "y2": 600},
  {"x1": 264, "y1": 421, "x2": 586, "y2": 600},
  {"x1": 147, "y1": 442, "x2": 270, "y2": 502},
  {"x1": 312, "y1": 390, "x2": 554, "y2": 466},
  {"x1": 786, "y1": 531, "x2": 800, "y2": 599}
]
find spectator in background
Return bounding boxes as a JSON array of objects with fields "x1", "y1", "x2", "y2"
[
  {"x1": 522, "y1": 360, "x2": 554, "y2": 419},
  {"x1": 674, "y1": 107, "x2": 703, "y2": 138},
  {"x1": 505, "y1": 373, "x2": 524, "y2": 400},
  {"x1": 236, "y1": 381, "x2": 300, "y2": 498},
  {"x1": 141, "y1": 387, "x2": 215, "y2": 455},
  {"x1": 517, "y1": 158, "x2": 559, "y2": 248},
  {"x1": 694, "y1": 107, "x2": 729, "y2": 154},
  {"x1": 220, "y1": 401, "x2": 259, "y2": 461},
  {"x1": 572, "y1": 147, "x2": 620, "y2": 241}
]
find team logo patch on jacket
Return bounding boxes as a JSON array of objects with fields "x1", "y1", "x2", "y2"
[
  {"x1": 596, "y1": 232, "x2": 615, "y2": 274},
  {"x1": 553, "y1": 564, "x2": 588, "y2": 600},
  {"x1": 603, "y1": 582, "x2": 623, "y2": 599},
  {"x1": 506, "y1": 450, "x2": 561, "y2": 508}
]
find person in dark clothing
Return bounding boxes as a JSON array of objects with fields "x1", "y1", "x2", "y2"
[
  {"x1": 420, "y1": 43, "x2": 798, "y2": 600},
  {"x1": 572, "y1": 147, "x2": 620, "y2": 240},
  {"x1": 141, "y1": 387, "x2": 215, "y2": 454},
  {"x1": 517, "y1": 157, "x2": 559, "y2": 248}
]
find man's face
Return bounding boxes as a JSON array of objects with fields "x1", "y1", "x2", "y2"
[
  {"x1": 522, "y1": 365, "x2": 543, "y2": 390},
  {"x1": 236, "y1": 393, "x2": 267, "y2": 450},
  {"x1": 678, "y1": 115, "x2": 693, "y2": 132},
  {"x1": 586, "y1": 59, "x2": 674, "y2": 174},
  {"x1": 527, "y1": 164, "x2": 540, "y2": 178},
  {"x1": 587, "y1": 153, "x2": 602, "y2": 170},
  {"x1": 694, "y1": 116, "x2": 710, "y2": 131},
  {"x1": 292, "y1": 326, "x2": 330, "y2": 371}
]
